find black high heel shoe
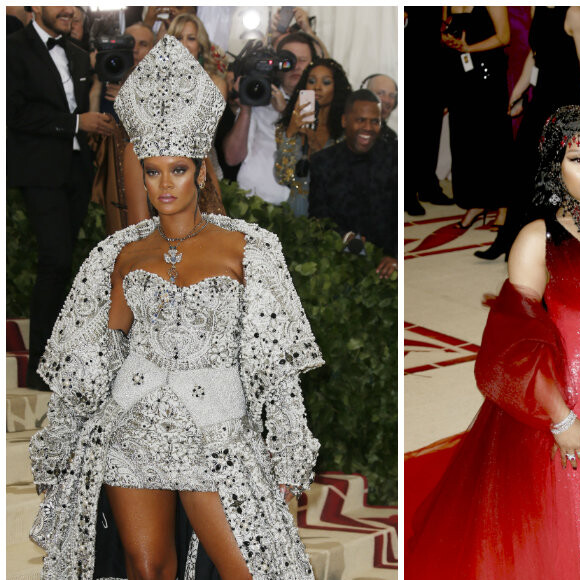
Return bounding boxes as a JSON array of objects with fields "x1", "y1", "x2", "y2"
[
  {"x1": 455, "y1": 209, "x2": 487, "y2": 229},
  {"x1": 474, "y1": 226, "x2": 508, "y2": 261}
]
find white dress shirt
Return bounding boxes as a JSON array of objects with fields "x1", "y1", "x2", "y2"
[
  {"x1": 33, "y1": 20, "x2": 80, "y2": 150},
  {"x1": 237, "y1": 103, "x2": 290, "y2": 205}
]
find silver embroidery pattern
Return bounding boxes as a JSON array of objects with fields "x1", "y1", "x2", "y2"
[
  {"x1": 123, "y1": 271, "x2": 242, "y2": 370},
  {"x1": 114, "y1": 35, "x2": 225, "y2": 160},
  {"x1": 29, "y1": 215, "x2": 324, "y2": 579},
  {"x1": 105, "y1": 275, "x2": 246, "y2": 490},
  {"x1": 104, "y1": 386, "x2": 215, "y2": 490}
]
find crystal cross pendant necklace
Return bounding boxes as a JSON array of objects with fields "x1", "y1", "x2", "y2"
[
  {"x1": 164, "y1": 245, "x2": 182, "y2": 283},
  {"x1": 158, "y1": 219, "x2": 208, "y2": 283}
]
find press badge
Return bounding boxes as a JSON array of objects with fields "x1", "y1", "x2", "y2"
[
  {"x1": 530, "y1": 65, "x2": 539, "y2": 87},
  {"x1": 461, "y1": 53, "x2": 474, "y2": 72}
]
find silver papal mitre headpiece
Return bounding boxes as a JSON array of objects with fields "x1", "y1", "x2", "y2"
[{"x1": 114, "y1": 35, "x2": 225, "y2": 160}]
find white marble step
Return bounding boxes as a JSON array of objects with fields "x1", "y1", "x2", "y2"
[
  {"x1": 6, "y1": 430, "x2": 35, "y2": 485},
  {"x1": 6, "y1": 387, "x2": 50, "y2": 433},
  {"x1": 6, "y1": 354, "x2": 20, "y2": 391},
  {"x1": 6, "y1": 484, "x2": 42, "y2": 547},
  {"x1": 5, "y1": 480, "x2": 397, "y2": 579},
  {"x1": 6, "y1": 541, "x2": 43, "y2": 580}
]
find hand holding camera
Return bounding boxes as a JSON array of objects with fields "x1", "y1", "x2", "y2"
[
  {"x1": 229, "y1": 40, "x2": 296, "y2": 107},
  {"x1": 144, "y1": 6, "x2": 177, "y2": 26},
  {"x1": 104, "y1": 82, "x2": 122, "y2": 102},
  {"x1": 292, "y1": 8, "x2": 314, "y2": 35},
  {"x1": 342, "y1": 232, "x2": 367, "y2": 256},
  {"x1": 441, "y1": 20, "x2": 469, "y2": 52}
]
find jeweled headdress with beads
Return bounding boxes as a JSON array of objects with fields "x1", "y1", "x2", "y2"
[
  {"x1": 533, "y1": 105, "x2": 580, "y2": 210},
  {"x1": 114, "y1": 35, "x2": 225, "y2": 160}
]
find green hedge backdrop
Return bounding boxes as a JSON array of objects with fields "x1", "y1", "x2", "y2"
[{"x1": 7, "y1": 182, "x2": 398, "y2": 504}]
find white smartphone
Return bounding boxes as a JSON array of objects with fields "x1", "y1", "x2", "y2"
[{"x1": 299, "y1": 89, "x2": 316, "y2": 125}]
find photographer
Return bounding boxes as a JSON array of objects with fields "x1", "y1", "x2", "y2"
[
  {"x1": 89, "y1": 23, "x2": 157, "y2": 234},
  {"x1": 89, "y1": 22, "x2": 155, "y2": 115},
  {"x1": 223, "y1": 32, "x2": 315, "y2": 204}
]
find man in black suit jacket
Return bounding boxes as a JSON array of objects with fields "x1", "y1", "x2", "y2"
[
  {"x1": 7, "y1": 6, "x2": 115, "y2": 390},
  {"x1": 309, "y1": 90, "x2": 398, "y2": 280}
]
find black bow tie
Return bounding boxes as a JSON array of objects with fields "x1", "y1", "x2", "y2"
[{"x1": 46, "y1": 36, "x2": 66, "y2": 51}]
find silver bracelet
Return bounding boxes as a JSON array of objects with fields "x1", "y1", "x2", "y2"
[{"x1": 550, "y1": 410, "x2": 577, "y2": 435}]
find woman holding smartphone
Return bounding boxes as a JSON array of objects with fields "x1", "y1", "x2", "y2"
[{"x1": 275, "y1": 58, "x2": 351, "y2": 216}]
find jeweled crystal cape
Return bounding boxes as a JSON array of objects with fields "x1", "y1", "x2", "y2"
[{"x1": 29, "y1": 214, "x2": 324, "y2": 579}]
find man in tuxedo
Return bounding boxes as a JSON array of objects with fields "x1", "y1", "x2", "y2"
[
  {"x1": 309, "y1": 90, "x2": 398, "y2": 280},
  {"x1": 7, "y1": 6, "x2": 115, "y2": 390}
]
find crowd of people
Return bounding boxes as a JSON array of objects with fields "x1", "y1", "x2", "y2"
[
  {"x1": 7, "y1": 5, "x2": 398, "y2": 394},
  {"x1": 6, "y1": 6, "x2": 396, "y2": 580},
  {"x1": 6, "y1": 5, "x2": 580, "y2": 580},
  {"x1": 404, "y1": 6, "x2": 580, "y2": 250}
]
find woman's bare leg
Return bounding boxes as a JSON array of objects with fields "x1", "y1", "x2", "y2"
[
  {"x1": 493, "y1": 206, "x2": 508, "y2": 227},
  {"x1": 104, "y1": 485, "x2": 178, "y2": 580},
  {"x1": 179, "y1": 490, "x2": 253, "y2": 580}
]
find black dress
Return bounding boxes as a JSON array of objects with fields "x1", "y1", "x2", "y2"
[
  {"x1": 444, "y1": 7, "x2": 513, "y2": 210},
  {"x1": 514, "y1": 7, "x2": 580, "y2": 208}
]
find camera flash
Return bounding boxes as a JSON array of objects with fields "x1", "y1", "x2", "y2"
[{"x1": 242, "y1": 10, "x2": 261, "y2": 31}]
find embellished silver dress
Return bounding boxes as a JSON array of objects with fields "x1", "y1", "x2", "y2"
[
  {"x1": 104, "y1": 273, "x2": 247, "y2": 491},
  {"x1": 29, "y1": 215, "x2": 324, "y2": 580}
]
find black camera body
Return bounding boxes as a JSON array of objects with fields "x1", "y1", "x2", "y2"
[
  {"x1": 230, "y1": 40, "x2": 296, "y2": 106},
  {"x1": 95, "y1": 35, "x2": 135, "y2": 83}
]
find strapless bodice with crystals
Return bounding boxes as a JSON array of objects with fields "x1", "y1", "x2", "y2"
[
  {"x1": 104, "y1": 270, "x2": 249, "y2": 491},
  {"x1": 123, "y1": 270, "x2": 243, "y2": 371}
]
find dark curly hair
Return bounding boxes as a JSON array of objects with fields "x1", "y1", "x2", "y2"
[
  {"x1": 533, "y1": 105, "x2": 580, "y2": 210},
  {"x1": 278, "y1": 58, "x2": 352, "y2": 141}
]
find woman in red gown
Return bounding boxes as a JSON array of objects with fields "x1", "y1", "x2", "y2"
[{"x1": 406, "y1": 105, "x2": 580, "y2": 579}]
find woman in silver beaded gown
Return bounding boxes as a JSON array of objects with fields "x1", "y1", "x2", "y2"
[{"x1": 29, "y1": 36, "x2": 323, "y2": 580}]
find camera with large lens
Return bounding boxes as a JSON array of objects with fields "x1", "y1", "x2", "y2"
[
  {"x1": 230, "y1": 40, "x2": 296, "y2": 106},
  {"x1": 95, "y1": 35, "x2": 135, "y2": 83}
]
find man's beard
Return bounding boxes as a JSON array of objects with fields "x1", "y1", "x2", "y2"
[{"x1": 41, "y1": 8, "x2": 73, "y2": 36}]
